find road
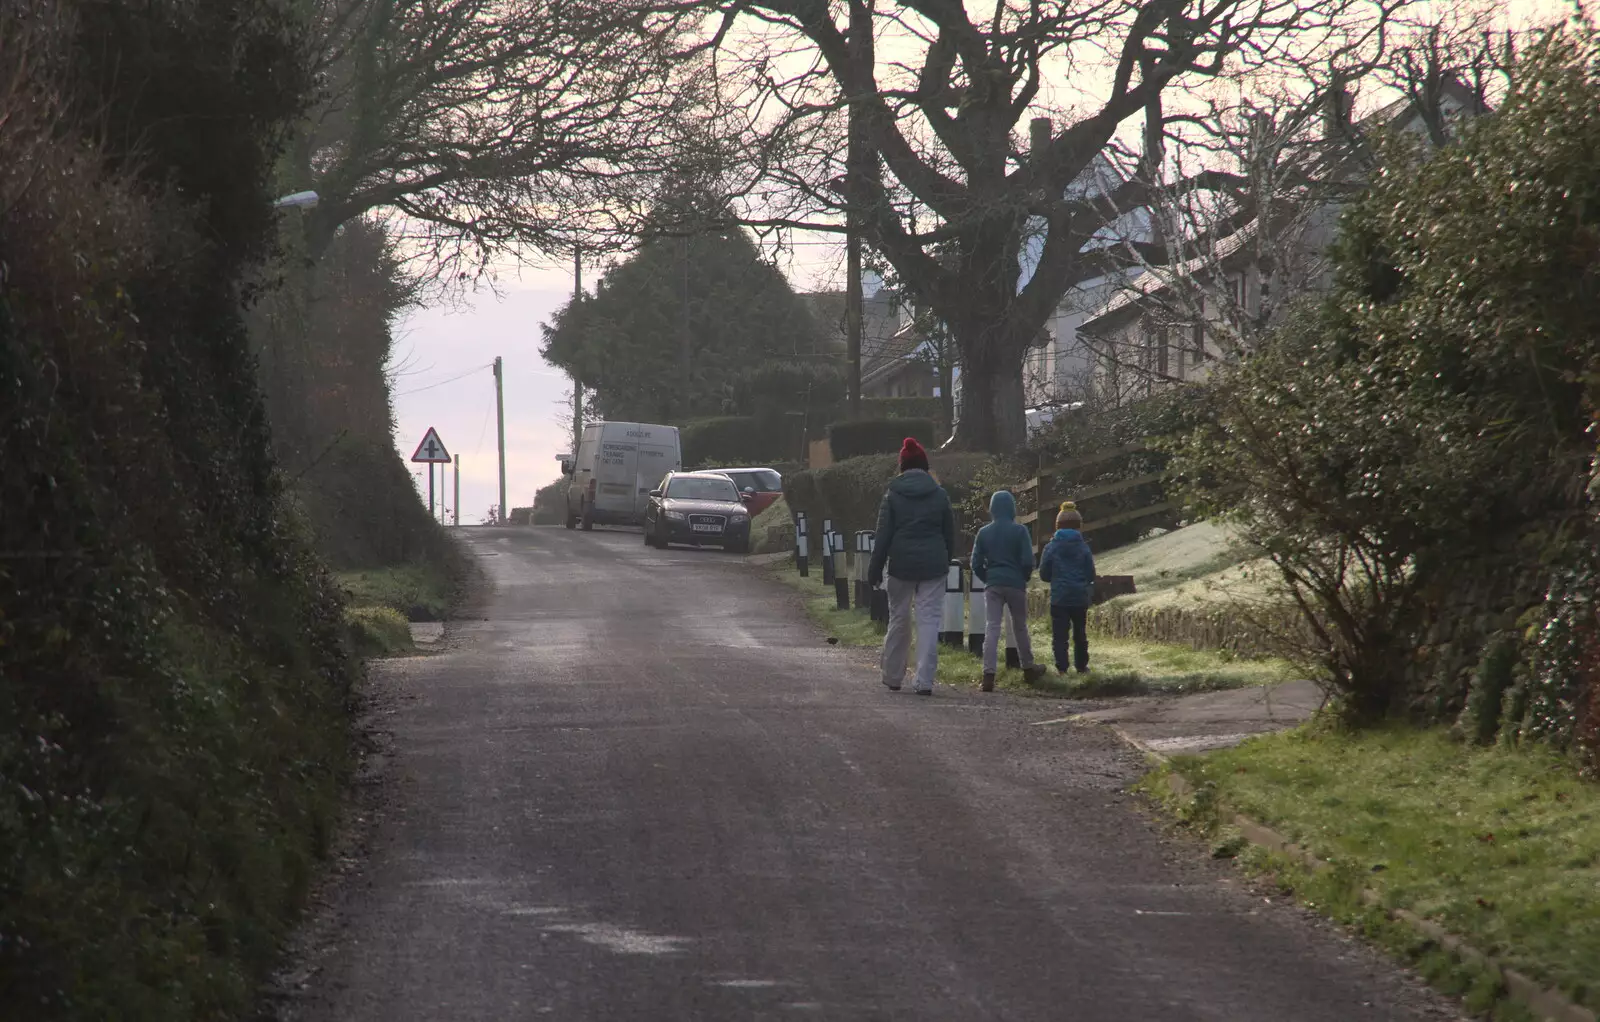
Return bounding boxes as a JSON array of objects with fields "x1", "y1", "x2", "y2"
[{"x1": 280, "y1": 526, "x2": 1458, "y2": 1022}]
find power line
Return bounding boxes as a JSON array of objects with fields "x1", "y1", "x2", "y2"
[{"x1": 396, "y1": 363, "x2": 494, "y2": 396}]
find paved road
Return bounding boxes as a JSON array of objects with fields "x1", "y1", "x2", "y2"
[{"x1": 281, "y1": 526, "x2": 1457, "y2": 1022}]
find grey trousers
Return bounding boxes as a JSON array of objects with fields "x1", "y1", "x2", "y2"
[
  {"x1": 983, "y1": 585, "x2": 1036, "y2": 674},
  {"x1": 882, "y1": 575, "x2": 945, "y2": 691}
]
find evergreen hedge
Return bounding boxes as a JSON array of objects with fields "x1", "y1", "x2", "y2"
[
  {"x1": 826, "y1": 417, "x2": 937, "y2": 461},
  {"x1": 681, "y1": 415, "x2": 805, "y2": 467}
]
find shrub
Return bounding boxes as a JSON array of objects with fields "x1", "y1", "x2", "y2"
[
  {"x1": 1462, "y1": 635, "x2": 1523, "y2": 745},
  {"x1": 732, "y1": 359, "x2": 846, "y2": 417},
  {"x1": 1169, "y1": 29, "x2": 1600, "y2": 725},
  {"x1": 681, "y1": 414, "x2": 805, "y2": 467},
  {"x1": 859, "y1": 396, "x2": 944, "y2": 423},
  {"x1": 0, "y1": 4, "x2": 357, "y2": 1017},
  {"x1": 783, "y1": 452, "x2": 994, "y2": 544},
  {"x1": 532, "y1": 476, "x2": 570, "y2": 525},
  {"x1": 345, "y1": 606, "x2": 415, "y2": 658},
  {"x1": 827, "y1": 417, "x2": 936, "y2": 460},
  {"x1": 291, "y1": 436, "x2": 460, "y2": 570}
]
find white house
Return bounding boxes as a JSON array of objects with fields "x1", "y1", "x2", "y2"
[{"x1": 1076, "y1": 79, "x2": 1489, "y2": 405}]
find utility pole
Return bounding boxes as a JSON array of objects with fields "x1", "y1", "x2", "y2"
[
  {"x1": 844, "y1": 0, "x2": 872, "y2": 418},
  {"x1": 572, "y1": 245, "x2": 583, "y2": 453},
  {"x1": 679, "y1": 234, "x2": 691, "y2": 415},
  {"x1": 493, "y1": 356, "x2": 507, "y2": 525},
  {"x1": 453, "y1": 454, "x2": 461, "y2": 528}
]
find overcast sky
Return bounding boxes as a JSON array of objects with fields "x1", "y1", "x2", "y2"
[
  {"x1": 392, "y1": 240, "x2": 848, "y2": 524},
  {"x1": 392, "y1": 0, "x2": 1567, "y2": 525}
]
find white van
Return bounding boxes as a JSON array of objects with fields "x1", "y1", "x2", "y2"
[{"x1": 559, "y1": 421, "x2": 682, "y2": 529}]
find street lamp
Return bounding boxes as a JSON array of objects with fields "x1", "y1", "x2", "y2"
[{"x1": 273, "y1": 190, "x2": 319, "y2": 210}]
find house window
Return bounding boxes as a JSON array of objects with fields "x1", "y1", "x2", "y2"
[
  {"x1": 1232, "y1": 273, "x2": 1248, "y2": 311},
  {"x1": 1155, "y1": 327, "x2": 1169, "y2": 378},
  {"x1": 1192, "y1": 322, "x2": 1208, "y2": 365}
]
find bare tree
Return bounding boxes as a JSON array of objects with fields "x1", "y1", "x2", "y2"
[
  {"x1": 296, "y1": 0, "x2": 698, "y2": 277},
  {"x1": 632, "y1": 0, "x2": 1407, "y2": 451},
  {"x1": 1080, "y1": 5, "x2": 1526, "y2": 396}
]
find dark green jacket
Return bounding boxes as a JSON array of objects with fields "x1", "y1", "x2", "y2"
[{"x1": 868, "y1": 469, "x2": 956, "y2": 584}]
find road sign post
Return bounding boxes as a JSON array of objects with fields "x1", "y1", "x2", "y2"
[{"x1": 410, "y1": 428, "x2": 453, "y2": 524}]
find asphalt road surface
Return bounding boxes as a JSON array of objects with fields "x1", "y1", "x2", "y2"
[{"x1": 280, "y1": 526, "x2": 1459, "y2": 1022}]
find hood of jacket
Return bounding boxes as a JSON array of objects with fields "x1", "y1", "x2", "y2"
[
  {"x1": 988, "y1": 490, "x2": 1017, "y2": 522},
  {"x1": 889, "y1": 468, "x2": 940, "y2": 499},
  {"x1": 1053, "y1": 528, "x2": 1085, "y2": 544}
]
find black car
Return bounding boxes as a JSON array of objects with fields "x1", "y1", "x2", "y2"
[{"x1": 643, "y1": 471, "x2": 753, "y2": 552}]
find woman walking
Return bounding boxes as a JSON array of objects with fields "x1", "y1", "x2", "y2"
[{"x1": 867, "y1": 438, "x2": 956, "y2": 695}]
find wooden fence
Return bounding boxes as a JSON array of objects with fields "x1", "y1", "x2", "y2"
[{"x1": 1013, "y1": 442, "x2": 1177, "y2": 553}]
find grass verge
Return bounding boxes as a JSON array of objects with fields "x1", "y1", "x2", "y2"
[
  {"x1": 1152, "y1": 724, "x2": 1600, "y2": 1018},
  {"x1": 337, "y1": 561, "x2": 455, "y2": 623},
  {"x1": 344, "y1": 606, "x2": 415, "y2": 658},
  {"x1": 765, "y1": 558, "x2": 1295, "y2": 697}
]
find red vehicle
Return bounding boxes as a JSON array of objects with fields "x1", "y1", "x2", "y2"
[{"x1": 712, "y1": 467, "x2": 784, "y2": 518}]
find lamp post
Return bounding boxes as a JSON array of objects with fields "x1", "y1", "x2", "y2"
[{"x1": 273, "y1": 190, "x2": 319, "y2": 210}]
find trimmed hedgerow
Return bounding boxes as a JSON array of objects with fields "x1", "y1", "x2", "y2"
[
  {"x1": 826, "y1": 417, "x2": 937, "y2": 461},
  {"x1": 0, "y1": 4, "x2": 359, "y2": 1019}
]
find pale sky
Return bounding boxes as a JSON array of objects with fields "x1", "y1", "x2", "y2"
[{"x1": 392, "y1": 0, "x2": 1572, "y2": 524}]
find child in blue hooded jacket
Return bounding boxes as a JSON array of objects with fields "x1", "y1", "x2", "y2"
[
  {"x1": 970, "y1": 490, "x2": 1047, "y2": 691},
  {"x1": 1038, "y1": 502, "x2": 1096, "y2": 674}
]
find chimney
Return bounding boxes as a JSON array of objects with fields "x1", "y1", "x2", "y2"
[
  {"x1": 1030, "y1": 117, "x2": 1052, "y2": 165},
  {"x1": 1323, "y1": 85, "x2": 1353, "y2": 139}
]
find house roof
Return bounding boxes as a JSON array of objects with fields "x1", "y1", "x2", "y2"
[
  {"x1": 861, "y1": 318, "x2": 936, "y2": 387},
  {"x1": 1018, "y1": 152, "x2": 1155, "y2": 291},
  {"x1": 1076, "y1": 80, "x2": 1487, "y2": 332}
]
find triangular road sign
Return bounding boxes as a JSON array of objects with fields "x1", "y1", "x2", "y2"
[{"x1": 410, "y1": 427, "x2": 452, "y2": 463}]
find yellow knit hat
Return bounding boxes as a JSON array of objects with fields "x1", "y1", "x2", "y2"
[{"x1": 1056, "y1": 500, "x2": 1082, "y2": 528}]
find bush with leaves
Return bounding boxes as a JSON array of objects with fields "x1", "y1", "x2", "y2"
[
  {"x1": 0, "y1": 2, "x2": 361, "y2": 1017},
  {"x1": 1170, "y1": 27, "x2": 1600, "y2": 728},
  {"x1": 680, "y1": 415, "x2": 806, "y2": 467},
  {"x1": 827, "y1": 418, "x2": 937, "y2": 461},
  {"x1": 783, "y1": 453, "x2": 995, "y2": 545}
]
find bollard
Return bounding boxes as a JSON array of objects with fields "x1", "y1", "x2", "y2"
[
  {"x1": 853, "y1": 532, "x2": 869, "y2": 608},
  {"x1": 833, "y1": 532, "x2": 849, "y2": 610},
  {"x1": 940, "y1": 560, "x2": 964, "y2": 646},
  {"x1": 1002, "y1": 604, "x2": 1021, "y2": 668},
  {"x1": 820, "y1": 518, "x2": 835, "y2": 585},
  {"x1": 795, "y1": 511, "x2": 809, "y2": 577},
  {"x1": 967, "y1": 569, "x2": 987, "y2": 657}
]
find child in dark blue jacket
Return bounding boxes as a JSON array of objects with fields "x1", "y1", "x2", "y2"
[{"x1": 1038, "y1": 502, "x2": 1096, "y2": 674}]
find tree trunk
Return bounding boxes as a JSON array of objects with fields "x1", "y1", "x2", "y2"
[{"x1": 951, "y1": 331, "x2": 1028, "y2": 453}]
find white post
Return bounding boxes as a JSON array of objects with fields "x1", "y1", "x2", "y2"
[
  {"x1": 820, "y1": 518, "x2": 835, "y2": 585},
  {"x1": 796, "y1": 512, "x2": 810, "y2": 576},
  {"x1": 1002, "y1": 601, "x2": 1020, "y2": 668},
  {"x1": 940, "y1": 560, "x2": 964, "y2": 646},
  {"x1": 832, "y1": 531, "x2": 848, "y2": 610}
]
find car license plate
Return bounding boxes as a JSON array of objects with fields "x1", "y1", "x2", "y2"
[{"x1": 692, "y1": 523, "x2": 722, "y2": 533}]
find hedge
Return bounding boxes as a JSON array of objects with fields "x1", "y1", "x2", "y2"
[
  {"x1": 1084, "y1": 598, "x2": 1309, "y2": 659},
  {"x1": 681, "y1": 414, "x2": 806, "y2": 467},
  {"x1": 532, "y1": 476, "x2": 569, "y2": 525},
  {"x1": 859, "y1": 396, "x2": 945, "y2": 424},
  {"x1": 826, "y1": 417, "x2": 937, "y2": 461},
  {"x1": 783, "y1": 452, "x2": 995, "y2": 548}
]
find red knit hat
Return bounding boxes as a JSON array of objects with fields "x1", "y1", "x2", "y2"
[{"x1": 898, "y1": 436, "x2": 929, "y2": 472}]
